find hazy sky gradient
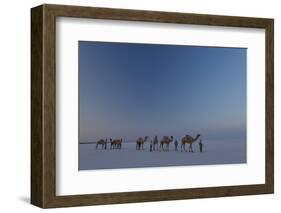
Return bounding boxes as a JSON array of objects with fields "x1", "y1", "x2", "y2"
[{"x1": 79, "y1": 41, "x2": 246, "y2": 142}]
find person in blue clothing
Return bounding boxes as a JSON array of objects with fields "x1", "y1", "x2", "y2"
[{"x1": 174, "y1": 139, "x2": 179, "y2": 152}]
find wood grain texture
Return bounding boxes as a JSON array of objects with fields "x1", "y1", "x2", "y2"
[
  {"x1": 31, "y1": 4, "x2": 274, "y2": 208},
  {"x1": 265, "y1": 20, "x2": 274, "y2": 193},
  {"x1": 31, "y1": 5, "x2": 43, "y2": 207}
]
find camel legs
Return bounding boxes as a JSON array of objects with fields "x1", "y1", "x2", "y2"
[
  {"x1": 159, "y1": 143, "x2": 163, "y2": 152},
  {"x1": 153, "y1": 144, "x2": 155, "y2": 151},
  {"x1": 181, "y1": 143, "x2": 187, "y2": 152},
  {"x1": 189, "y1": 144, "x2": 193, "y2": 152},
  {"x1": 166, "y1": 144, "x2": 169, "y2": 152},
  {"x1": 136, "y1": 143, "x2": 141, "y2": 150},
  {"x1": 162, "y1": 143, "x2": 167, "y2": 152},
  {"x1": 153, "y1": 143, "x2": 158, "y2": 151},
  {"x1": 96, "y1": 143, "x2": 102, "y2": 149}
]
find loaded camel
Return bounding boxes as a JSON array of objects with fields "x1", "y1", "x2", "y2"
[
  {"x1": 136, "y1": 136, "x2": 149, "y2": 150},
  {"x1": 159, "y1": 136, "x2": 173, "y2": 152},
  {"x1": 110, "y1": 138, "x2": 123, "y2": 150},
  {"x1": 181, "y1": 134, "x2": 201, "y2": 152},
  {"x1": 96, "y1": 139, "x2": 107, "y2": 150}
]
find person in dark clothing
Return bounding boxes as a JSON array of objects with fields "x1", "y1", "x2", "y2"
[
  {"x1": 153, "y1": 136, "x2": 158, "y2": 151},
  {"x1": 199, "y1": 139, "x2": 203, "y2": 152},
  {"x1": 105, "y1": 138, "x2": 107, "y2": 150},
  {"x1": 174, "y1": 139, "x2": 179, "y2": 151}
]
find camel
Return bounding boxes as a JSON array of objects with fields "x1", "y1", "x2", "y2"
[
  {"x1": 110, "y1": 138, "x2": 123, "y2": 150},
  {"x1": 136, "y1": 136, "x2": 149, "y2": 150},
  {"x1": 152, "y1": 136, "x2": 159, "y2": 151},
  {"x1": 114, "y1": 139, "x2": 122, "y2": 149},
  {"x1": 159, "y1": 136, "x2": 173, "y2": 152},
  {"x1": 181, "y1": 134, "x2": 201, "y2": 152},
  {"x1": 96, "y1": 139, "x2": 107, "y2": 149}
]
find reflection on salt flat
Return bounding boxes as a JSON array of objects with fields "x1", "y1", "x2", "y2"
[{"x1": 79, "y1": 140, "x2": 246, "y2": 170}]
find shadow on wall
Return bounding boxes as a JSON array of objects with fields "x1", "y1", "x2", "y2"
[{"x1": 18, "y1": 196, "x2": 30, "y2": 204}]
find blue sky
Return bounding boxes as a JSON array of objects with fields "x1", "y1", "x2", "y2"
[{"x1": 79, "y1": 41, "x2": 246, "y2": 142}]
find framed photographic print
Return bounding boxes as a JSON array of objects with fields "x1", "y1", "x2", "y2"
[{"x1": 31, "y1": 4, "x2": 274, "y2": 208}]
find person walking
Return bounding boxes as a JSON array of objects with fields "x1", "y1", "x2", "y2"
[
  {"x1": 105, "y1": 138, "x2": 108, "y2": 150},
  {"x1": 153, "y1": 136, "x2": 158, "y2": 151},
  {"x1": 174, "y1": 139, "x2": 178, "y2": 151},
  {"x1": 199, "y1": 139, "x2": 203, "y2": 152}
]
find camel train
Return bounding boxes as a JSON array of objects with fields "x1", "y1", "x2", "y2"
[
  {"x1": 95, "y1": 134, "x2": 201, "y2": 152},
  {"x1": 135, "y1": 134, "x2": 201, "y2": 152},
  {"x1": 135, "y1": 135, "x2": 174, "y2": 152}
]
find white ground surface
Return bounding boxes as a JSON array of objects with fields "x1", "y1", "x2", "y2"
[{"x1": 79, "y1": 140, "x2": 246, "y2": 170}]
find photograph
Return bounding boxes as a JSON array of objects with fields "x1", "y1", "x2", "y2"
[{"x1": 78, "y1": 41, "x2": 247, "y2": 170}]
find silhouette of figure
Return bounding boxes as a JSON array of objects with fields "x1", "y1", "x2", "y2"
[
  {"x1": 110, "y1": 138, "x2": 113, "y2": 149},
  {"x1": 105, "y1": 138, "x2": 107, "y2": 150},
  {"x1": 174, "y1": 139, "x2": 179, "y2": 151},
  {"x1": 150, "y1": 140, "x2": 153, "y2": 152},
  {"x1": 199, "y1": 139, "x2": 203, "y2": 152},
  {"x1": 153, "y1": 136, "x2": 158, "y2": 151}
]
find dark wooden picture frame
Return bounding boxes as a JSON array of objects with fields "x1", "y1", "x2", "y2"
[{"x1": 31, "y1": 4, "x2": 274, "y2": 208}]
